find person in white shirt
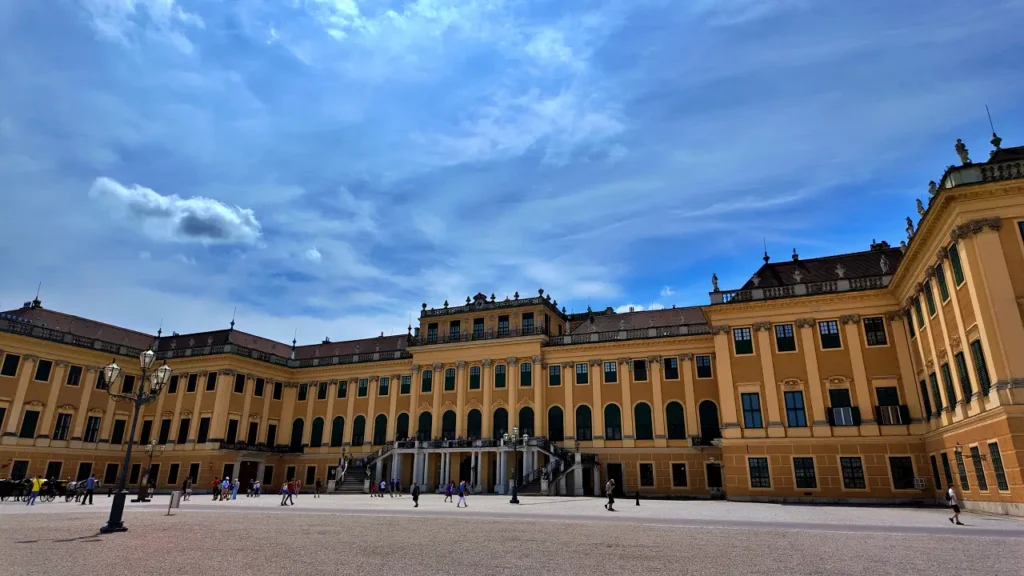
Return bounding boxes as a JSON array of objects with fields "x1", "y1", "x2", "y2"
[{"x1": 948, "y1": 484, "x2": 964, "y2": 525}]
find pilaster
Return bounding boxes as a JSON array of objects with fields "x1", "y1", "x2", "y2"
[
  {"x1": 794, "y1": 320, "x2": 830, "y2": 437},
  {"x1": 753, "y1": 325, "x2": 784, "y2": 437},
  {"x1": 886, "y1": 312, "x2": 923, "y2": 422},
  {"x1": 72, "y1": 367, "x2": 99, "y2": 439},
  {"x1": 562, "y1": 362, "x2": 574, "y2": 439},
  {"x1": 711, "y1": 328, "x2": 742, "y2": 438},
  {"x1": 649, "y1": 356, "x2": 667, "y2": 446},
  {"x1": 507, "y1": 357, "x2": 518, "y2": 428},
  {"x1": 680, "y1": 354, "x2": 698, "y2": 440},
  {"x1": 481, "y1": 360, "x2": 492, "y2": 439},
  {"x1": 841, "y1": 315, "x2": 879, "y2": 435},
  {"x1": 532, "y1": 355, "x2": 544, "y2": 437},
  {"x1": 209, "y1": 370, "x2": 235, "y2": 441},
  {"x1": 455, "y1": 361, "x2": 467, "y2": 437},
  {"x1": 431, "y1": 363, "x2": 443, "y2": 438},
  {"x1": 590, "y1": 359, "x2": 604, "y2": 446},
  {"x1": 3, "y1": 355, "x2": 37, "y2": 436},
  {"x1": 618, "y1": 357, "x2": 635, "y2": 447},
  {"x1": 39, "y1": 361, "x2": 68, "y2": 439}
]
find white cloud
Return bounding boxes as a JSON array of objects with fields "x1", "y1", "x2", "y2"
[
  {"x1": 304, "y1": 247, "x2": 323, "y2": 264},
  {"x1": 88, "y1": 177, "x2": 263, "y2": 245},
  {"x1": 660, "y1": 286, "x2": 674, "y2": 297},
  {"x1": 174, "y1": 254, "x2": 196, "y2": 265},
  {"x1": 525, "y1": 29, "x2": 581, "y2": 69},
  {"x1": 78, "y1": 0, "x2": 205, "y2": 53}
]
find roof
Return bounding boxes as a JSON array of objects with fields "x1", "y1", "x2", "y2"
[
  {"x1": 570, "y1": 306, "x2": 707, "y2": 334},
  {"x1": 293, "y1": 334, "x2": 408, "y2": 360},
  {"x1": 2, "y1": 302, "x2": 157, "y2": 351},
  {"x1": 738, "y1": 245, "x2": 903, "y2": 290},
  {"x1": 988, "y1": 145, "x2": 1024, "y2": 163}
]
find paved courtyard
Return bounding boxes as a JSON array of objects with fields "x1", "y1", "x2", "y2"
[{"x1": 2, "y1": 494, "x2": 1021, "y2": 575}]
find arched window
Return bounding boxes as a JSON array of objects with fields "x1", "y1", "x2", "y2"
[
  {"x1": 417, "y1": 412, "x2": 432, "y2": 441},
  {"x1": 666, "y1": 402, "x2": 686, "y2": 439},
  {"x1": 467, "y1": 409, "x2": 482, "y2": 439},
  {"x1": 575, "y1": 405, "x2": 592, "y2": 441},
  {"x1": 309, "y1": 417, "x2": 324, "y2": 448},
  {"x1": 634, "y1": 402, "x2": 654, "y2": 440},
  {"x1": 373, "y1": 414, "x2": 388, "y2": 445},
  {"x1": 396, "y1": 413, "x2": 409, "y2": 441},
  {"x1": 351, "y1": 415, "x2": 366, "y2": 446},
  {"x1": 699, "y1": 400, "x2": 721, "y2": 441},
  {"x1": 518, "y1": 406, "x2": 534, "y2": 436},
  {"x1": 604, "y1": 404, "x2": 622, "y2": 440},
  {"x1": 330, "y1": 416, "x2": 344, "y2": 447},
  {"x1": 290, "y1": 418, "x2": 304, "y2": 451},
  {"x1": 493, "y1": 408, "x2": 508, "y2": 439},
  {"x1": 547, "y1": 406, "x2": 564, "y2": 441},
  {"x1": 441, "y1": 410, "x2": 457, "y2": 440}
]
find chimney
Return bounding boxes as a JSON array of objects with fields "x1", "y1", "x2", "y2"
[
  {"x1": 792, "y1": 248, "x2": 799, "y2": 261},
  {"x1": 628, "y1": 306, "x2": 634, "y2": 313}
]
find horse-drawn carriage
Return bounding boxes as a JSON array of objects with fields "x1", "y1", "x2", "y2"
[{"x1": 0, "y1": 478, "x2": 75, "y2": 502}]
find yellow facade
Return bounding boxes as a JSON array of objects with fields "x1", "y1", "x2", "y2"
[{"x1": 2, "y1": 142, "x2": 1023, "y2": 514}]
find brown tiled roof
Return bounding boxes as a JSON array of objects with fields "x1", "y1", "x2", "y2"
[
  {"x1": 988, "y1": 145, "x2": 1024, "y2": 163},
  {"x1": 570, "y1": 306, "x2": 707, "y2": 334},
  {"x1": 293, "y1": 334, "x2": 409, "y2": 360},
  {"x1": 738, "y1": 246, "x2": 903, "y2": 290},
  {"x1": 2, "y1": 303, "x2": 157, "y2": 350}
]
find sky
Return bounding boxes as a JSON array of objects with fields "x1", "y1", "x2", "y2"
[{"x1": 2, "y1": 0, "x2": 1023, "y2": 345}]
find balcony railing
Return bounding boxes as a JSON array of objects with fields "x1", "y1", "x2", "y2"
[
  {"x1": 942, "y1": 158, "x2": 1024, "y2": 187},
  {"x1": 827, "y1": 406, "x2": 861, "y2": 427},
  {"x1": 410, "y1": 325, "x2": 548, "y2": 346},
  {"x1": 547, "y1": 323, "x2": 711, "y2": 346},
  {"x1": 875, "y1": 405, "x2": 910, "y2": 426},
  {"x1": 710, "y1": 275, "x2": 892, "y2": 305},
  {"x1": 218, "y1": 441, "x2": 302, "y2": 454}
]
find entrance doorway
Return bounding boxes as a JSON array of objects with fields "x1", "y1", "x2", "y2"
[
  {"x1": 459, "y1": 456, "x2": 472, "y2": 483},
  {"x1": 606, "y1": 463, "x2": 625, "y2": 497},
  {"x1": 238, "y1": 460, "x2": 259, "y2": 489},
  {"x1": 706, "y1": 462, "x2": 723, "y2": 495},
  {"x1": 582, "y1": 466, "x2": 594, "y2": 496}
]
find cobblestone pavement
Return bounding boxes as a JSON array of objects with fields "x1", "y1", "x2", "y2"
[{"x1": 2, "y1": 495, "x2": 1021, "y2": 575}]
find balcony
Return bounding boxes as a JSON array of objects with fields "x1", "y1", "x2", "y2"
[
  {"x1": 217, "y1": 441, "x2": 302, "y2": 454},
  {"x1": 827, "y1": 407, "x2": 861, "y2": 427},
  {"x1": 547, "y1": 323, "x2": 711, "y2": 346},
  {"x1": 875, "y1": 405, "x2": 910, "y2": 426},
  {"x1": 710, "y1": 275, "x2": 891, "y2": 305},
  {"x1": 409, "y1": 325, "x2": 547, "y2": 346}
]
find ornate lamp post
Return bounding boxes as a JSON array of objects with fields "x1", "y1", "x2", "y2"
[
  {"x1": 99, "y1": 349, "x2": 172, "y2": 533},
  {"x1": 134, "y1": 440, "x2": 165, "y2": 503},
  {"x1": 502, "y1": 426, "x2": 528, "y2": 505}
]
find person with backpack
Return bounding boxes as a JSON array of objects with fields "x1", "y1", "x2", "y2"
[{"x1": 948, "y1": 484, "x2": 964, "y2": 525}]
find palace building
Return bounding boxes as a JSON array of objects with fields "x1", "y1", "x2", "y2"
[{"x1": 2, "y1": 138, "x2": 1023, "y2": 515}]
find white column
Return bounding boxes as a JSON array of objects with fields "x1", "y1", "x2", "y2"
[
  {"x1": 438, "y1": 453, "x2": 445, "y2": 489},
  {"x1": 375, "y1": 458, "x2": 383, "y2": 481},
  {"x1": 413, "y1": 452, "x2": 421, "y2": 487},
  {"x1": 574, "y1": 466, "x2": 584, "y2": 496},
  {"x1": 593, "y1": 468, "x2": 601, "y2": 495}
]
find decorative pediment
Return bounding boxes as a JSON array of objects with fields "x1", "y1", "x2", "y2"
[
  {"x1": 26, "y1": 400, "x2": 44, "y2": 408},
  {"x1": 162, "y1": 411, "x2": 174, "y2": 418},
  {"x1": 491, "y1": 398, "x2": 509, "y2": 410},
  {"x1": 949, "y1": 334, "x2": 962, "y2": 352},
  {"x1": 780, "y1": 378, "x2": 803, "y2": 388},
  {"x1": 825, "y1": 376, "x2": 849, "y2": 388},
  {"x1": 180, "y1": 410, "x2": 192, "y2": 418},
  {"x1": 250, "y1": 414, "x2": 261, "y2": 421},
  {"x1": 516, "y1": 399, "x2": 533, "y2": 410},
  {"x1": 417, "y1": 401, "x2": 432, "y2": 413},
  {"x1": 88, "y1": 408, "x2": 104, "y2": 415},
  {"x1": 440, "y1": 401, "x2": 456, "y2": 413},
  {"x1": 58, "y1": 404, "x2": 76, "y2": 412},
  {"x1": 465, "y1": 399, "x2": 483, "y2": 411}
]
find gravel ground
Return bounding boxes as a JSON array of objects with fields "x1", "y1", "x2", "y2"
[{"x1": 2, "y1": 496, "x2": 1021, "y2": 575}]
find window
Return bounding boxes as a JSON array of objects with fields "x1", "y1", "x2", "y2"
[
  {"x1": 186, "y1": 374, "x2": 198, "y2": 393},
  {"x1": 167, "y1": 375, "x2": 179, "y2": 394},
  {"x1": 379, "y1": 377, "x2": 390, "y2": 397},
  {"x1": 666, "y1": 402, "x2": 686, "y2": 439},
  {"x1": 234, "y1": 374, "x2": 246, "y2": 394},
  {"x1": 547, "y1": 407, "x2": 564, "y2": 441},
  {"x1": 575, "y1": 406, "x2": 592, "y2": 441},
  {"x1": 671, "y1": 463, "x2": 688, "y2": 487},
  {"x1": 497, "y1": 315, "x2": 509, "y2": 336},
  {"x1": 297, "y1": 383, "x2": 308, "y2": 401},
  {"x1": 317, "y1": 381, "x2": 328, "y2": 400},
  {"x1": 970, "y1": 340, "x2": 991, "y2": 395},
  {"x1": 76, "y1": 462, "x2": 93, "y2": 482},
  {"x1": 948, "y1": 243, "x2": 964, "y2": 285},
  {"x1": 45, "y1": 461, "x2": 63, "y2": 480},
  {"x1": 929, "y1": 373, "x2": 943, "y2": 412},
  {"x1": 449, "y1": 320, "x2": 461, "y2": 341},
  {"x1": 913, "y1": 297, "x2": 925, "y2": 329},
  {"x1": 205, "y1": 372, "x2": 217, "y2": 392},
  {"x1": 863, "y1": 317, "x2": 888, "y2": 346},
  {"x1": 310, "y1": 418, "x2": 324, "y2": 448},
  {"x1": 604, "y1": 404, "x2": 622, "y2": 440},
  {"x1": 941, "y1": 452, "x2": 954, "y2": 485},
  {"x1": 775, "y1": 324, "x2": 796, "y2": 352},
  {"x1": 226, "y1": 419, "x2": 238, "y2": 444},
  {"x1": 639, "y1": 463, "x2": 655, "y2": 487},
  {"x1": 266, "y1": 423, "x2": 278, "y2": 446},
  {"x1": 936, "y1": 264, "x2": 950, "y2": 302},
  {"x1": 261, "y1": 465, "x2": 274, "y2": 485},
  {"x1": 254, "y1": 378, "x2": 265, "y2": 398},
  {"x1": 522, "y1": 312, "x2": 534, "y2": 333},
  {"x1": 197, "y1": 417, "x2": 210, "y2": 443},
  {"x1": 305, "y1": 466, "x2": 317, "y2": 485},
  {"x1": 105, "y1": 463, "x2": 120, "y2": 484},
  {"x1": 358, "y1": 379, "x2": 368, "y2": 397},
  {"x1": 177, "y1": 418, "x2": 190, "y2": 444},
  {"x1": 575, "y1": 363, "x2": 589, "y2": 385},
  {"x1": 140, "y1": 419, "x2": 152, "y2": 444},
  {"x1": 246, "y1": 421, "x2": 258, "y2": 444},
  {"x1": 111, "y1": 419, "x2": 126, "y2": 444},
  {"x1": 603, "y1": 361, "x2": 617, "y2": 383},
  {"x1": 919, "y1": 380, "x2": 933, "y2": 418},
  {"x1": 989, "y1": 443, "x2": 1008, "y2": 491},
  {"x1": 930, "y1": 455, "x2": 942, "y2": 489},
  {"x1": 337, "y1": 381, "x2": 348, "y2": 399},
  {"x1": 954, "y1": 450, "x2": 970, "y2": 491},
  {"x1": 167, "y1": 463, "x2": 180, "y2": 485},
  {"x1": 66, "y1": 365, "x2": 83, "y2": 387},
  {"x1": 120, "y1": 374, "x2": 135, "y2": 395},
  {"x1": 10, "y1": 460, "x2": 28, "y2": 481},
  {"x1": 493, "y1": 366, "x2": 506, "y2": 389},
  {"x1": 273, "y1": 381, "x2": 283, "y2": 400},
  {"x1": 828, "y1": 388, "x2": 856, "y2": 426},
  {"x1": 84, "y1": 415, "x2": 101, "y2": 443},
  {"x1": 818, "y1": 321, "x2": 841, "y2": 349},
  {"x1": 940, "y1": 363, "x2": 957, "y2": 408},
  {"x1": 19, "y1": 409, "x2": 39, "y2": 438},
  {"x1": 444, "y1": 369, "x2": 455, "y2": 391},
  {"x1": 473, "y1": 318, "x2": 484, "y2": 338},
  {"x1": 469, "y1": 367, "x2": 481, "y2": 390},
  {"x1": 400, "y1": 375, "x2": 411, "y2": 394},
  {"x1": 840, "y1": 457, "x2": 866, "y2": 489},
  {"x1": 663, "y1": 357, "x2": 679, "y2": 379},
  {"x1": 634, "y1": 403, "x2": 654, "y2": 440},
  {"x1": 907, "y1": 309, "x2": 916, "y2": 338},
  {"x1": 422, "y1": 370, "x2": 433, "y2": 392},
  {"x1": 427, "y1": 323, "x2": 438, "y2": 343},
  {"x1": 953, "y1": 352, "x2": 972, "y2": 399},
  {"x1": 34, "y1": 359, "x2": 53, "y2": 382},
  {"x1": 889, "y1": 456, "x2": 916, "y2": 490},
  {"x1": 520, "y1": 363, "x2": 532, "y2": 387},
  {"x1": 128, "y1": 463, "x2": 142, "y2": 484},
  {"x1": 0, "y1": 353, "x2": 20, "y2": 377},
  {"x1": 875, "y1": 386, "x2": 905, "y2": 425},
  {"x1": 793, "y1": 457, "x2": 817, "y2": 489},
  {"x1": 695, "y1": 355, "x2": 712, "y2": 378},
  {"x1": 748, "y1": 457, "x2": 770, "y2": 488},
  {"x1": 923, "y1": 281, "x2": 936, "y2": 316},
  {"x1": 0, "y1": 407, "x2": 5, "y2": 434},
  {"x1": 158, "y1": 418, "x2": 172, "y2": 444},
  {"x1": 632, "y1": 359, "x2": 648, "y2": 382},
  {"x1": 733, "y1": 327, "x2": 753, "y2": 355},
  {"x1": 784, "y1": 391, "x2": 807, "y2": 427},
  {"x1": 741, "y1": 393, "x2": 763, "y2": 428},
  {"x1": 52, "y1": 413, "x2": 72, "y2": 440},
  {"x1": 548, "y1": 365, "x2": 560, "y2": 386}
]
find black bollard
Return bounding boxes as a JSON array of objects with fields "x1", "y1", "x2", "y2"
[{"x1": 635, "y1": 490, "x2": 640, "y2": 506}]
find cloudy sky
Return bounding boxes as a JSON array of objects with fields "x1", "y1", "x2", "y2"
[{"x1": 2, "y1": 0, "x2": 1023, "y2": 344}]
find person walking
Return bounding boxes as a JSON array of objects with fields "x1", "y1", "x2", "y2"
[
  {"x1": 948, "y1": 484, "x2": 964, "y2": 525},
  {"x1": 604, "y1": 479, "x2": 616, "y2": 511},
  {"x1": 444, "y1": 481, "x2": 453, "y2": 503},
  {"x1": 231, "y1": 478, "x2": 240, "y2": 500},
  {"x1": 456, "y1": 480, "x2": 468, "y2": 508},
  {"x1": 379, "y1": 479, "x2": 387, "y2": 498},
  {"x1": 411, "y1": 481, "x2": 420, "y2": 508},
  {"x1": 182, "y1": 477, "x2": 192, "y2": 501},
  {"x1": 253, "y1": 480, "x2": 261, "y2": 497},
  {"x1": 281, "y1": 479, "x2": 294, "y2": 506},
  {"x1": 81, "y1": 474, "x2": 96, "y2": 505},
  {"x1": 26, "y1": 476, "x2": 42, "y2": 506},
  {"x1": 314, "y1": 478, "x2": 322, "y2": 498},
  {"x1": 212, "y1": 478, "x2": 221, "y2": 501}
]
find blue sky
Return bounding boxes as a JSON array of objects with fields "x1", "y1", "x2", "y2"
[{"x1": 2, "y1": 0, "x2": 1023, "y2": 343}]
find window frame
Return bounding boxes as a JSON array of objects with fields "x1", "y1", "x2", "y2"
[
  {"x1": 774, "y1": 323, "x2": 797, "y2": 353},
  {"x1": 422, "y1": 370, "x2": 434, "y2": 393},
  {"x1": 948, "y1": 243, "x2": 965, "y2": 286},
  {"x1": 66, "y1": 365, "x2": 83, "y2": 387},
  {"x1": 204, "y1": 372, "x2": 217, "y2": 392},
  {"x1": 0, "y1": 353, "x2": 21, "y2": 377},
  {"x1": 695, "y1": 355, "x2": 713, "y2": 379},
  {"x1": 989, "y1": 442, "x2": 1009, "y2": 491},
  {"x1": 793, "y1": 456, "x2": 818, "y2": 490},
  {"x1": 862, "y1": 316, "x2": 888, "y2": 347},
  {"x1": 741, "y1": 392, "x2": 763, "y2": 429},
  {"x1": 632, "y1": 359, "x2": 648, "y2": 382},
  {"x1": 840, "y1": 456, "x2": 867, "y2": 490},
  {"x1": 732, "y1": 327, "x2": 754, "y2": 355},
  {"x1": 969, "y1": 340, "x2": 991, "y2": 395},
  {"x1": 603, "y1": 361, "x2": 617, "y2": 383},
  {"x1": 663, "y1": 357, "x2": 679, "y2": 380},
  {"x1": 358, "y1": 378, "x2": 369, "y2": 397},
  {"x1": 520, "y1": 362, "x2": 532, "y2": 387},
  {"x1": 784, "y1": 390, "x2": 807, "y2": 427},
  {"x1": 817, "y1": 320, "x2": 842, "y2": 350},
  {"x1": 969, "y1": 445, "x2": 988, "y2": 491},
  {"x1": 33, "y1": 359, "x2": 53, "y2": 382},
  {"x1": 638, "y1": 462, "x2": 655, "y2": 487},
  {"x1": 444, "y1": 368, "x2": 456, "y2": 391},
  {"x1": 493, "y1": 365, "x2": 506, "y2": 389},
  {"x1": 52, "y1": 412, "x2": 73, "y2": 441},
  {"x1": 747, "y1": 456, "x2": 771, "y2": 489},
  {"x1": 670, "y1": 462, "x2": 688, "y2": 488},
  {"x1": 469, "y1": 367, "x2": 481, "y2": 390},
  {"x1": 548, "y1": 365, "x2": 560, "y2": 386},
  {"x1": 575, "y1": 363, "x2": 589, "y2": 385},
  {"x1": 84, "y1": 415, "x2": 101, "y2": 443},
  {"x1": 935, "y1": 263, "x2": 950, "y2": 302},
  {"x1": 888, "y1": 456, "x2": 917, "y2": 490},
  {"x1": 400, "y1": 375, "x2": 411, "y2": 395}
]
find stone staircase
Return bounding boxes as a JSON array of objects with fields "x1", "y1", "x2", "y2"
[{"x1": 335, "y1": 467, "x2": 368, "y2": 494}]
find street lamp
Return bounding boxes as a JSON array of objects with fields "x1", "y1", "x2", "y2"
[
  {"x1": 99, "y1": 350, "x2": 172, "y2": 534},
  {"x1": 502, "y1": 426, "x2": 528, "y2": 505},
  {"x1": 134, "y1": 441, "x2": 165, "y2": 503}
]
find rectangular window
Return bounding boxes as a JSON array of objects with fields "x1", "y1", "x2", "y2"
[
  {"x1": 271, "y1": 381, "x2": 281, "y2": 400},
  {"x1": 129, "y1": 463, "x2": 141, "y2": 484},
  {"x1": 337, "y1": 381, "x2": 348, "y2": 399},
  {"x1": 317, "y1": 381, "x2": 328, "y2": 400},
  {"x1": 167, "y1": 463, "x2": 180, "y2": 486},
  {"x1": 863, "y1": 317, "x2": 888, "y2": 346},
  {"x1": 246, "y1": 421, "x2": 258, "y2": 444},
  {"x1": 66, "y1": 365, "x2": 83, "y2": 386},
  {"x1": 497, "y1": 315, "x2": 509, "y2": 336},
  {"x1": 473, "y1": 318, "x2": 485, "y2": 338},
  {"x1": 427, "y1": 323, "x2": 438, "y2": 343},
  {"x1": 167, "y1": 375, "x2": 179, "y2": 394},
  {"x1": 139, "y1": 420, "x2": 153, "y2": 444},
  {"x1": 671, "y1": 463, "x2": 688, "y2": 487},
  {"x1": 695, "y1": 355, "x2": 712, "y2": 378},
  {"x1": 639, "y1": 463, "x2": 655, "y2": 487},
  {"x1": 234, "y1": 373, "x2": 246, "y2": 394},
  {"x1": 45, "y1": 461, "x2": 63, "y2": 480},
  {"x1": 940, "y1": 452, "x2": 954, "y2": 486},
  {"x1": 919, "y1": 380, "x2": 933, "y2": 418},
  {"x1": 931, "y1": 455, "x2": 942, "y2": 489},
  {"x1": 520, "y1": 363, "x2": 532, "y2": 387},
  {"x1": 358, "y1": 379, "x2": 369, "y2": 397},
  {"x1": 818, "y1": 320, "x2": 841, "y2": 349},
  {"x1": 953, "y1": 352, "x2": 972, "y2": 400},
  {"x1": 875, "y1": 387, "x2": 906, "y2": 425},
  {"x1": 0, "y1": 407, "x2": 5, "y2": 434},
  {"x1": 267, "y1": 423, "x2": 278, "y2": 446},
  {"x1": 52, "y1": 413, "x2": 72, "y2": 440},
  {"x1": 197, "y1": 417, "x2": 210, "y2": 444},
  {"x1": 226, "y1": 419, "x2": 238, "y2": 444},
  {"x1": 111, "y1": 419, "x2": 126, "y2": 444},
  {"x1": 889, "y1": 456, "x2": 916, "y2": 490},
  {"x1": 177, "y1": 418, "x2": 190, "y2": 444},
  {"x1": 9, "y1": 460, "x2": 28, "y2": 481},
  {"x1": 469, "y1": 367, "x2": 480, "y2": 390},
  {"x1": 158, "y1": 418, "x2": 172, "y2": 444},
  {"x1": 548, "y1": 365, "x2": 561, "y2": 386},
  {"x1": 187, "y1": 463, "x2": 201, "y2": 483},
  {"x1": 733, "y1": 327, "x2": 753, "y2": 355},
  {"x1": 84, "y1": 415, "x2": 101, "y2": 443},
  {"x1": 493, "y1": 366, "x2": 506, "y2": 388},
  {"x1": 186, "y1": 374, "x2": 198, "y2": 393},
  {"x1": 205, "y1": 372, "x2": 217, "y2": 392},
  {"x1": 923, "y1": 281, "x2": 936, "y2": 316},
  {"x1": 379, "y1": 377, "x2": 390, "y2": 397},
  {"x1": 970, "y1": 340, "x2": 991, "y2": 395},
  {"x1": 444, "y1": 369, "x2": 456, "y2": 391},
  {"x1": 989, "y1": 443, "x2": 1009, "y2": 491},
  {"x1": 663, "y1": 357, "x2": 679, "y2": 379},
  {"x1": 34, "y1": 359, "x2": 53, "y2": 382},
  {"x1": 632, "y1": 359, "x2": 648, "y2": 382},
  {"x1": 940, "y1": 363, "x2": 957, "y2": 408},
  {"x1": 828, "y1": 388, "x2": 855, "y2": 426},
  {"x1": 19, "y1": 409, "x2": 39, "y2": 438},
  {"x1": 913, "y1": 297, "x2": 925, "y2": 329},
  {"x1": 422, "y1": 370, "x2": 433, "y2": 393},
  {"x1": 748, "y1": 457, "x2": 770, "y2": 488},
  {"x1": 0, "y1": 353, "x2": 20, "y2": 377},
  {"x1": 400, "y1": 375, "x2": 411, "y2": 395},
  {"x1": 575, "y1": 363, "x2": 589, "y2": 385},
  {"x1": 297, "y1": 383, "x2": 308, "y2": 401},
  {"x1": 121, "y1": 374, "x2": 136, "y2": 395},
  {"x1": 251, "y1": 378, "x2": 264, "y2": 398},
  {"x1": 929, "y1": 373, "x2": 943, "y2": 412},
  {"x1": 76, "y1": 462, "x2": 93, "y2": 482},
  {"x1": 841, "y1": 457, "x2": 866, "y2": 489},
  {"x1": 907, "y1": 308, "x2": 916, "y2": 338},
  {"x1": 262, "y1": 465, "x2": 274, "y2": 486},
  {"x1": 774, "y1": 324, "x2": 796, "y2": 352},
  {"x1": 935, "y1": 264, "x2": 950, "y2": 301},
  {"x1": 522, "y1": 312, "x2": 535, "y2": 334},
  {"x1": 603, "y1": 361, "x2": 617, "y2": 383},
  {"x1": 784, "y1": 391, "x2": 807, "y2": 427},
  {"x1": 954, "y1": 450, "x2": 970, "y2": 491},
  {"x1": 741, "y1": 393, "x2": 763, "y2": 428},
  {"x1": 793, "y1": 457, "x2": 817, "y2": 489},
  {"x1": 104, "y1": 463, "x2": 120, "y2": 484},
  {"x1": 449, "y1": 320, "x2": 461, "y2": 341},
  {"x1": 948, "y1": 243, "x2": 965, "y2": 285},
  {"x1": 305, "y1": 465, "x2": 317, "y2": 486}
]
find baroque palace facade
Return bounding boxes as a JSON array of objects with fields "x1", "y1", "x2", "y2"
[{"x1": 2, "y1": 139, "x2": 1023, "y2": 514}]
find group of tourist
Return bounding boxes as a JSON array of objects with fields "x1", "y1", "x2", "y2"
[{"x1": 369, "y1": 478, "x2": 403, "y2": 497}]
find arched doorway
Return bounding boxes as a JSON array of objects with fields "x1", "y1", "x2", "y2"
[
  {"x1": 396, "y1": 413, "x2": 410, "y2": 441},
  {"x1": 467, "y1": 409, "x2": 482, "y2": 439},
  {"x1": 352, "y1": 415, "x2": 366, "y2": 446},
  {"x1": 441, "y1": 410, "x2": 456, "y2": 440},
  {"x1": 290, "y1": 418, "x2": 304, "y2": 451},
  {"x1": 634, "y1": 402, "x2": 653, "y2": 440},
  {"x1": 310, "y1": 417, "x2": 324, "y2": 448},
  {"x1": 666, "y1": 402, "x2": 686, "y2": 439},
  {"x1": 373, "y1": 414, "x2": 388, "y2": 445},
  {"x1": 493, "y1": 408, "x2": 508, "y2": 439},
  {"x1": 330, "y1": 416, "x2": 345, "y2": 447},
  {"x1": 518, "y1": 406, "x2": 534, "y2": 436},
  {"x1": 460, "y1": 455, "x2": 473, "y2": 484},
  {"x1": 699, "y1": 400, "x2": 721, "y2": 441},
  {"x1": 417, "y1": 412, "x2": 432, "y2": 440}
]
